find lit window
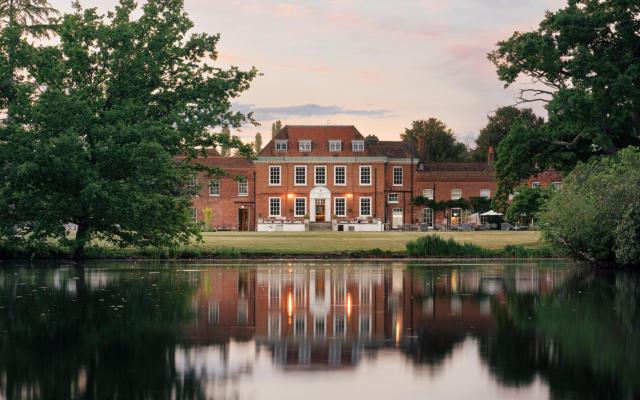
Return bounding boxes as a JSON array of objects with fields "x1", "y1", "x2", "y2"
[
  {"x1": 269, "y1": 197, "x2": 281, "y2": 217},
  {"x1": 480, "y1": 189, "x2": 491, "y2": 199},
  {"x1": 359, "y1": 197, "x2": 372, "y2": 217},
  {"x1": 269, "y1": 166, "x2": 281, "y2": 186},
  {"x1": 295, "y1": 197, "x2": 306, "y2": 217},
  {"x1": 329, "y1": 140, "x2": 342, "y2": 152},
  {"x1": 532, "y1": 181, "x2": 540, "y2": 189},
  {"x1": 334, "y1": 197, "x2": 346, "y2": 217},
  {"x1": 275, "y1": 140, "x2": 288, "y2": 151},
  {"x1": 334, "y1": 165, "x2": 346, "y2": 185},
  {"x1": 359, "y1": 166, "x2": 372, "y2": 186},
  {"x1": 352, "y1": 140, "x2": 365, "y2": 152},
  {"x1": 315, "y1": 165, "x2": 327, "y2": 185},
  {"x1": 209, "y1": 179, "x2": 220, "y2": 196},
  {"x1": 294, "y1": 166, "x2": 307, "y2": 186},
  {"x1": 423, "y1": 189, "x2": 434, "y2": 200},
  {"x1": 451, "y1": 189, "x2": 462, "y2": 200},
  {"x1": 393, "y1": 166, "x2": 403, "y2": 186},
  {"x1": 299, "y1": 140, "x2": 312, "y2": 152},
  {"x1": 451, "y1": 208, "x2": 462, "y2": 225},
  {"x1": 238, "y1": 178, "x2": 248, "y2": 196},
  {"x1": 388, "y1": 193, "x2": 399, "y2": 203},
  {"x1": 552, "y1": 181, "x2": 562, "y2": 190}
]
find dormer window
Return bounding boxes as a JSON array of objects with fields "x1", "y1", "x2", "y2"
[
  {"x1": 329, "y1": 140, "x2": 342, "y2": 152},
  {"x1": 298, "y1": 140, "x2": 312, "y2": 152},
  {"x1": 275, "y1": 140, "x2": 288, "y2": 151},
  {"x1": 352, "y1": 140, "x2": 365, "y2": 152}
]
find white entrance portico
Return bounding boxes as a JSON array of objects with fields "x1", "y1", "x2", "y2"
[{"x1": 310, "y1": 186, "x2": 331, "y2": 222}]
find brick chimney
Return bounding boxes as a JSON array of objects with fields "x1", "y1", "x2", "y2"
[
  {"x1": 418, "y1": 137, "x2": 426, "y2": 160},
  {"x1": 488, "y1": 146, "x2": 495, "y2": 165}
]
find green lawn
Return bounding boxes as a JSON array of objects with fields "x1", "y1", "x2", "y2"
[{"x1": 190, "y1": 231, "x2": 543, "y2": 254}]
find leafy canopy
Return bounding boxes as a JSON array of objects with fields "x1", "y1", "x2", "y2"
[
  {"x1": 489, "y1": 0, "x2": 640, "y2": 182},
  {"x1": 472, "y1": 106, "x2": 543, "y2": 162},
  {"x1": 401, "y1": 118, "x2": 468, "y2": 162},
  {"x1": 0, "y1": 0, "x2": 257, "y2": 258},
  {"x1": 540, "y1": 147, "x2": 640, "y2": 264}
]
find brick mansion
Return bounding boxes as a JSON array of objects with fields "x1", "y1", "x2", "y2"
[{"x1": 189, "y1": 125, "x2": 561, "y2": 232}]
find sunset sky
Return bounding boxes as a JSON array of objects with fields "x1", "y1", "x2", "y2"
[{"x1": 50, "y1": 0, "x2": 567, "y2": 145}]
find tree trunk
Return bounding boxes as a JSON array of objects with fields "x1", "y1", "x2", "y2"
[
  {"x1": 72, "y1": 221, "x2": 91, "y2": 261},
  {"x1": 631, "y1": 109, "x2": 640, "y2": 138}
]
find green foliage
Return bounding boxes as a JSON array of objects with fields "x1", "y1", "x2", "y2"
[
  {"x1": 506, "y1": 187, "x2": 551, "y2": 225},
  {"x1": 254, "y1": 132, "x2": 263, "y2": 153},
  {"x1": 412, "y1": 197, "x2": 470, "y2": 211},
  {"x1": 468, "y1": 196, "x2": 492, "y2": 213},
  {"x1": 540, "y1": 147, "x2": 640, "y2": 264},
  {"x1": 472, "y1": 106, "x2": 543, "y2": 162},
  {"x1": 490, "y1": 0, "x2": 640, "y2": 181},
  {"x1": 0, "y1": 0, "x2": 257, "y2": 259},
  {"x1": 401, "y1": 118, "x2": 468, "y2": 162},
  {"x1": 406, "y1": 235, "x2": 494, "y2": 257},
  {"x1": 271, "y1": 120, "x2": 282, "y2": 139},
  {"x1": 615, "y1": 201, "x2": 640, "y2": 266},
  {"x1": 406, "y1": 235, "x2": 558, "y2": 258}
]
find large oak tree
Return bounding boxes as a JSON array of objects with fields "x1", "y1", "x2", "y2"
[
  {"x1": 0, "y1": 0, "x2": 257, "y2": 259},
  {"x1": 490, "y1": 0, "x2": 640, "y2": 190}
]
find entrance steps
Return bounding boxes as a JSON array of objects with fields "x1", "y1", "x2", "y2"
[{"x1": 308, "y1": 222, "x2": 333, "y2": 232}]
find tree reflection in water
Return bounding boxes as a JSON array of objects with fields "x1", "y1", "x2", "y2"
[{"x1": 0, "y1": 262, "x2": 637, "y2": 400}]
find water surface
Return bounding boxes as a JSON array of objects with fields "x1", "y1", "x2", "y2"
[{"x1": 0, "y1": 261, "x2": 638, "y2": 400}]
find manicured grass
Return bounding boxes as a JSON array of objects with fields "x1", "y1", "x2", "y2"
[
  {"x1": 190, "y1": 231, "x2": 543, "y2": 254},
  {"x1": 1, "y1": 231, "x2": 548, "y2": 260}
]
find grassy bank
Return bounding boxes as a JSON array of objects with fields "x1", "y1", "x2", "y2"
[{"x1": 0, "y1": 231, "x2": 560, "y2": 261}]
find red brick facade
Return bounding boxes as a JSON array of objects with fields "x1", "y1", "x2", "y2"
[{"x1": 187, "y1": 125, "x2": 560, "y2": 230}]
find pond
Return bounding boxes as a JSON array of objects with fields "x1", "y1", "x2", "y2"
[{"x1": 0, "y1": 261, "x2": 638, "y2": 400}]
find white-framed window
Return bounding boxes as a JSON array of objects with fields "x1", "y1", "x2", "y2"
[
  {"x1": 388, "y1": 193, "x2": 399, "y2": 203},
  {"x1": 359, "y1": 166, "x2": 372, "y2": 186},
  {"x1": 315, "y1": 165, "x2": 327, "y2": 185},
  {"x1": 451, "y1": 189, "x2": 462, "y2": 200},
  {"x1": 423, "y1": 208, "x2": 434, "y2": 227},
  {"x1": 334, "y1": 197, "x2": 346, "y2": 217},
  {"x1": 329, "y1": 140, "x2": 342, "y2": 152},
  {"x1": 480, "y1": 189, "x2": 491, "y2": 199},
  {"x1": 423, "y1": 188, "x2": 434, "y2": 200},
  {"x1": 393, "y1": 166, "x2": 403, "y2": 186},
  {"x1": 209, "y1": 179, "x2": 220, "y2": 196},
  {"x1": 188, "y1": 176, "x2": 197, "y2": 188},
  {"x1": 352, "y1": 140, "x2": 365, "y2": 152},
  {"x1": 532, "y1": 181, "x2": 541, "y2": 189},
  {"x1": 359, "y1": 197, "x2": 372, "y2": 217},
  {"x1": 269, "y1": 197, "x2": 281, "y2": 217},
  {"x1": 275, "y1": 140, "x2": 288, "y2": 151},
  {"x1": 269, "y1": 166, "x2": 281, "y2": 186},
  {"x1": 334, "y1": 165, "x2": 346, "y2": 186},
  {"x1": 552, "y1": 181, "x2": 562, "y2": 190},
  {"x1": 298, "y1": 140, "x2": 312, "y2": 152},
  {"x1": 294, "y1": 165, "x2": 307, "y2": 186},
  {"x1": 294, "y1": 197, "x2": 306, "y2": 217},
  {"x1": 190, "y1": 207, "x2": 197, "y2": 223},
  {"x1": 238, "y1": 178, "x2": 248, "y2": 196}
]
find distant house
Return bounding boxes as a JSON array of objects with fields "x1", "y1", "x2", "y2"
[{"x1": 186, "y1": 125, "x2": 558, "y2": 231}]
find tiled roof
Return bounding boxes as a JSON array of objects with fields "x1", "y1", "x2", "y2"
[
  {"x1": 259, "y1": 125, "x2": 375, "y2": 157},
  {"x1": 370, "y1": 141, "x2": 419, "y2": 158},
  {"x1": 177, "y1": 155, "x2": 254, "y2": 177},
  {"x1": 415, "y1": 162, "x2": 495, "y2": 182}
]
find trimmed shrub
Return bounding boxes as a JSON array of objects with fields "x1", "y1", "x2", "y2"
[{"x1": 615, "y1": 202, "x2": 640, "y2": 266}]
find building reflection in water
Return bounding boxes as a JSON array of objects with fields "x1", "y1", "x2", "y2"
[{"x1": 180, "y1": 263, "x2": 569, "y2": 372}]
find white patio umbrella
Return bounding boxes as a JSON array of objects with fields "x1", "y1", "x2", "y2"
[{"x1": 480, "y1": 210, "x2": 504, "y2": 216}]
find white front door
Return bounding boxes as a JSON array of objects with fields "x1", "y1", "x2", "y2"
[
  {"x1": 309, "y1": 186, "x2": 331, "y2": 222},
  {"x1": 392, "y1": 208, "x2": 403, "y2": 229}
]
